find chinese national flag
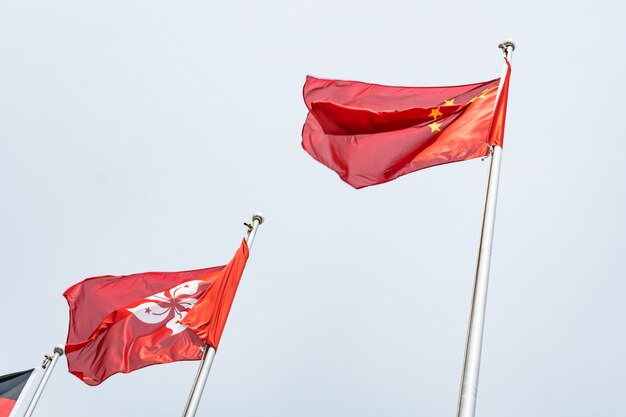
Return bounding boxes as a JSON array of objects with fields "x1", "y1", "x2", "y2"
[
  {"x1": 64, "y1": 240, "x2": 249, "y2": 386},
  {"x1": 301, "y1": 58, "x2": 511, "y2": 188},
  {"x1": 0, "y1": 369, "x2": 34, "y2": 417}
]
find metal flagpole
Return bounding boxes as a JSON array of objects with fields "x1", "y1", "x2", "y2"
[
  {"x1": 22, "y1": 345, "x2": 64, "y2": 417},
  {"x1": 181, "y1": 212, "x2": 265, "y2": 417},
  {"x1": 456, "y1": 40, "x2": 515, "y2": 417},
  {"x1": 8, "y1": 369, "x2": 40, "y2": 417}
]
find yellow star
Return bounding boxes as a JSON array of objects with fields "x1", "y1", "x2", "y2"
[
  {"x1": 428, "y1": 121, "x2": 442, "y2": 133},
  {"x1": 428, "y1": 107, "x2": 443, "y2": 120},
  {"x1": 443, "y1": 99, "x2": 455, "y2": 106},
  {"x1": 469, "y1": 91, "x2": 488, "y2": 103}
]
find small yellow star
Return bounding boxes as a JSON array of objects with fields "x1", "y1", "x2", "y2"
[
  {"x1": 469, "y1": 91, "x2": 488, "y2": 103},
  {"x1": 428, "y1": 107, "x2": 443, "y2": 120},
  {"x1": 428, "y1": 121, "x2": 442, "y2": 133},
  {"x1": 443, "y1": 99, "x2": 455, "y2": 106}
]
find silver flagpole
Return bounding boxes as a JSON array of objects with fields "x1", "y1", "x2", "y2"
[
  {"x1": 8, "y1": 369, "x2": 40, "y2": 417},
  {"x1": 22, "y1": 345, "x2": 64, "y2": 417},
  {"x1": 456, "y1": 40, "x2": 514, "y2": 417},
  {"x1": 181, "y1": 212, "x2": 265, "y2": 417}
]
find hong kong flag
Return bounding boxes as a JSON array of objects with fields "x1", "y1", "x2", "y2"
[{"x1": 64, "y1": 240, "x2": 249, "y2": 386}]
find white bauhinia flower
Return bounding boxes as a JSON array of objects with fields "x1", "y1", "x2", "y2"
[{"x1": 127, "y1": 280, "x2": 204, "y2": 335}]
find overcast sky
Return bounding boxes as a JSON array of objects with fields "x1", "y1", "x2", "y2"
[{"x1": 1, "y1": 1, "x2": 625, "y2": 416}]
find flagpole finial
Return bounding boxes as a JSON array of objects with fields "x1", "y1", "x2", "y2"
[
  {"x1": 54, "y1": 345, "x2": 65, "y2": 356},
  {"x1": 498, "y1": 39, "x2": 515, "y2": 57},
  {"x1": 252, "y1": 212, "x2": 265, "y2": 225},
  {"x1": 244, "y1": 212, "x2": 264, "y2": 246}
]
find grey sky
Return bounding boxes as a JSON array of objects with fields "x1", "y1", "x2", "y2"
[{"x1": 1, "y1": 1, "x2": 625, "y2": 416}]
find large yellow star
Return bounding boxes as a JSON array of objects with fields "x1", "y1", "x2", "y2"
[
  {"x1": 443, "y1": 99, "x2": 455, "y2": 106},
  {"x1": 428, "y1": 121, "x2": 442, "y2": 133},
  {"x1": 429, "y1": 107, "x2": 443, "y2": 120}
]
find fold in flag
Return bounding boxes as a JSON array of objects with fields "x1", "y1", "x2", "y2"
[
  {"x1": 301, "y1": 58, "x2": 511, "y2": 188},
  {"x1": 0, "y1": 369, "x2": 34, "y2": 417},
  {"x1": 64, "y1": 240, "x2": 249, "y2": 386}
]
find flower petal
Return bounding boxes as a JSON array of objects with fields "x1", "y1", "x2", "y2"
[
  {"x1": 171, "y1": 280, "x2": 204, "y2": 299},
  {"x1": 127, "y1": 301, "x2": 171, "y2": 324},
  {"x1": 166, "y1": 310, "x2": 190, "y2": 335}
]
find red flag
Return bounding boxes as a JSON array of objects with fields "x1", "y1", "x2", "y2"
[
  {"x1": 64, "y1": 240, "x2": 249, "y2": 386},
  {"x1": 302, "y1": 58, "x2": 512, "y2": 188},
  {"x1": 488, "y1": 58, "x2": 511, "y2": 147},
  {"x1": 0, "y1": 369, "x2": 34, "y2": 417},
  {"x1": 180, "y1": 242, "x2": 249, "y2": 345}
]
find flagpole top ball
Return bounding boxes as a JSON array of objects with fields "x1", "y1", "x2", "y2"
[
  {"x1": 54, "y1": 345, "x2": 65, "y2": 356},
  {"x1": 252, "y1": 212, "x2": 265, "y2": 225},
  {"x1": 498, "y1": 39, "x2": 516, "y2": 55}
]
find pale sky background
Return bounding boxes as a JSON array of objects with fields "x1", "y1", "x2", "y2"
[{"x1": 1, "y1": 1, "x2": 625, "y2": 416}]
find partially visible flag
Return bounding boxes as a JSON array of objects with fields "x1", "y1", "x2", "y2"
[
  {"x1": 0, "y1": 369, "x2": 34, "y2": 417},
  {"x1": 64, "y1": 239, "x2": 249, "y2": 386},
  {"x1": 301, "y1": 58, "x2": 511, "y2": 188}
]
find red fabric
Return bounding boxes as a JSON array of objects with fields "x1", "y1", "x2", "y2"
[
  {"x1": 0, "y1": 398, "x2": 16, "y2": 417},
  {"x1": 64, "y1": 240, "x2": 249, "y2": 386},
  {"x1": 302, "y1": 65, "x2": 511, "y2": 189},
  {"x1": 488, "y1": 58, "x2": 511, "y2": 147},
  {"x1": 181, "y1": 241, "x2": 249, "y2": 345}
]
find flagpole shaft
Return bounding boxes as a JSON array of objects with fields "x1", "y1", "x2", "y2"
[
  {"x1": 181, "y1": 212, "x2": 264, "y2": 417},
  {"x1": 456, "y1": 145, "x2": 502, "y2": 417},
  {"x1": 23, "y1": 345, "x2": 64, "y2": 417},
  {"x1": 8, "y1": 369, "x2": 40, "y2": 417},
  {"x1": 181, "y1": 346, "x2": 217, "y2": 417},
  {"x1": 456, "y1": 41, "x2": 514, "y2": 417}
]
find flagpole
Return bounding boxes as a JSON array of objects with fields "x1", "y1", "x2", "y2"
[
  {"x1": 456, "y1": 40, "x2": 514, "y2": 417},
  {"x1": 8, "y1": 370, "x2": 41, "y2": 417},
  {"x1": 181, "y1": 212, "x2": 265, "y2": 417},
  {"x1": 22, "y1": 345, "x2": 64, "y2": 417}
]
